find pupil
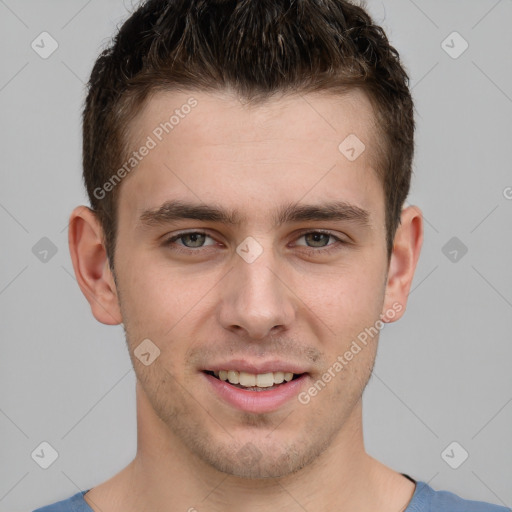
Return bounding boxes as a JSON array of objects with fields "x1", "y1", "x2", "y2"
[
  {"x1": 184, "y1": 233, "x2": 205, "y2": 247},
  {"x1": 306, "y1": 233, "x2": 329, "y2": 247}
]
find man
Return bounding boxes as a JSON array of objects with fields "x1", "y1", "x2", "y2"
[{"x1": 34, "y1": 0, "x2": 508, "y2": 510}]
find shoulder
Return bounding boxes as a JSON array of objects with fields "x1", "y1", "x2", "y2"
[
  {"x1": 409, "y1": 481, "x2": 510, "y2": 512},
  {"x1": 32, "y1": 490, "x2": 92, "y2": 512}
]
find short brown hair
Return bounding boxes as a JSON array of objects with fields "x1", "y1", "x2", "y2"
[{"x1": 83, "y1": 0, "x2": 414, "y2": 265}]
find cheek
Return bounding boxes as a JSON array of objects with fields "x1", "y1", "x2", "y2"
[
  {"x1": 116, "y1": 267, "x2": 194, "y2": 383},
  {"x1": 115, "y1": 250, "x2": 220, "y2": 347},
  {"x1": 299, "y1": 256, "x2": 386, "y2": 330},
  {"x1": 115, "y1": 250, "x2": 173, "y2": 336}
]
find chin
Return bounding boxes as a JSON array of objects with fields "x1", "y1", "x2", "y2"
[{"x1": 193, "y1": 434, "x2": 325, "y2": 480}]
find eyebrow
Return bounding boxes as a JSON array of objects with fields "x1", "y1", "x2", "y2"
[{"x1": 138, "y1": 199, "x2": 370, "y2": 229}]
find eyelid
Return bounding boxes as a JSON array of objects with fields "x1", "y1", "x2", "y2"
[{"x1": 164, "y1": 230, "x2": 219, "y2": 247}]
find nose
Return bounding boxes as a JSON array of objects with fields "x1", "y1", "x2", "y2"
[{"x1": 216, "y1": 245, "x2": 297, "y2": 340}]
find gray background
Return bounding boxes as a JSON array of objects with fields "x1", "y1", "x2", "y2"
[{"x1": 1, "y1": 0, "x2": 511, "y2": 510}]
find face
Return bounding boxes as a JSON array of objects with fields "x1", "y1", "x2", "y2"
[{"x1": 101, "y1": 89, "x2": 408, "y2": 478}]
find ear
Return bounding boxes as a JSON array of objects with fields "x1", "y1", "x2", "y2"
[
  {"x1": 381, "y1": 205, "x2": 423, "y2": 323},
  {"x1": 68, "y1": 206, "x2": 122, "y2": 325}
]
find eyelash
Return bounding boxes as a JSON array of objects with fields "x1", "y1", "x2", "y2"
[{"x1": 162, "y1": 230, "x2": 347, "y2": 256}]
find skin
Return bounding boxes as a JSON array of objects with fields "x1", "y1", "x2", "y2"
[{"x1": 69, "y1": 88, "x2": 423, "y2": 512}]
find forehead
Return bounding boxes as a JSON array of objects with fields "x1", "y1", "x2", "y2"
[
  {"x1": 118, "y1": 88, "x2": 384, "y2": 228},
  {"x1": 129, "y1": 87, "x2": 379, "y2": 156}
]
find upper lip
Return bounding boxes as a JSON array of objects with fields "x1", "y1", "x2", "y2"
[{"x1": 204, "y1": 360, "x2": 308, "y2": 375}]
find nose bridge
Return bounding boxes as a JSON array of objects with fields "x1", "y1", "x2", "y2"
[{"x1": 218, "y1": 239, "x2": 295, "y2": 339}]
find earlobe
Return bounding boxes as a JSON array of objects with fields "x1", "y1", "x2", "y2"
[
  {"x1": 68, "y1": 206, "x2": 123, "y2": 325},
  {"x1": 381, "y1": 205, "x2": 423, "y2": 323}
]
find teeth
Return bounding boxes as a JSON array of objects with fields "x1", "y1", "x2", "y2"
[
  {"x1": 273, "y1": 371, "x2": 285, "y2": 384},
  {"x1": 227, "y1": 370, "x2": 239, "y2": 384},
  {"x1": 239, "y1": 371, "x2": 257, "y2": 387},
  {"x1": 256, "y1": 373, "x2": 274, "y2": 387},
  {"x1": 213, "y1": 370, "x2": 298, "y2": 387}
]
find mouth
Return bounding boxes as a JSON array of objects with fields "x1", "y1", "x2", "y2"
[
  {"x1": 202, "y1": 363, "x2": 310, "y2": 413},
  {"x1": 203, "y1": 369, "x2": 304, "y2": 392}
]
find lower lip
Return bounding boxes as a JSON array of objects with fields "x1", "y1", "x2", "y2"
[{"x1": 203, "y1": 372, "x2": 309, "y2": 413}]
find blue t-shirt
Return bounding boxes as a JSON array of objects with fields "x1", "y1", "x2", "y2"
[{"x1": 33, "y1": 479, "x2": 510, "y2": 511}]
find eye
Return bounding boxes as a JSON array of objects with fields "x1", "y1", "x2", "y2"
[
  {"x1": 162, "y1": 229, "x2": 347, "y2": 257},
  {"x1": 294, "y1": 231, "x2": 344, "y2": 251},
  {"x1": 296, "y1": 232, "x2": 333, "y2": 248},
  {"x1": 164, "y1": 231, "x2": 217, "y2": 249}
]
